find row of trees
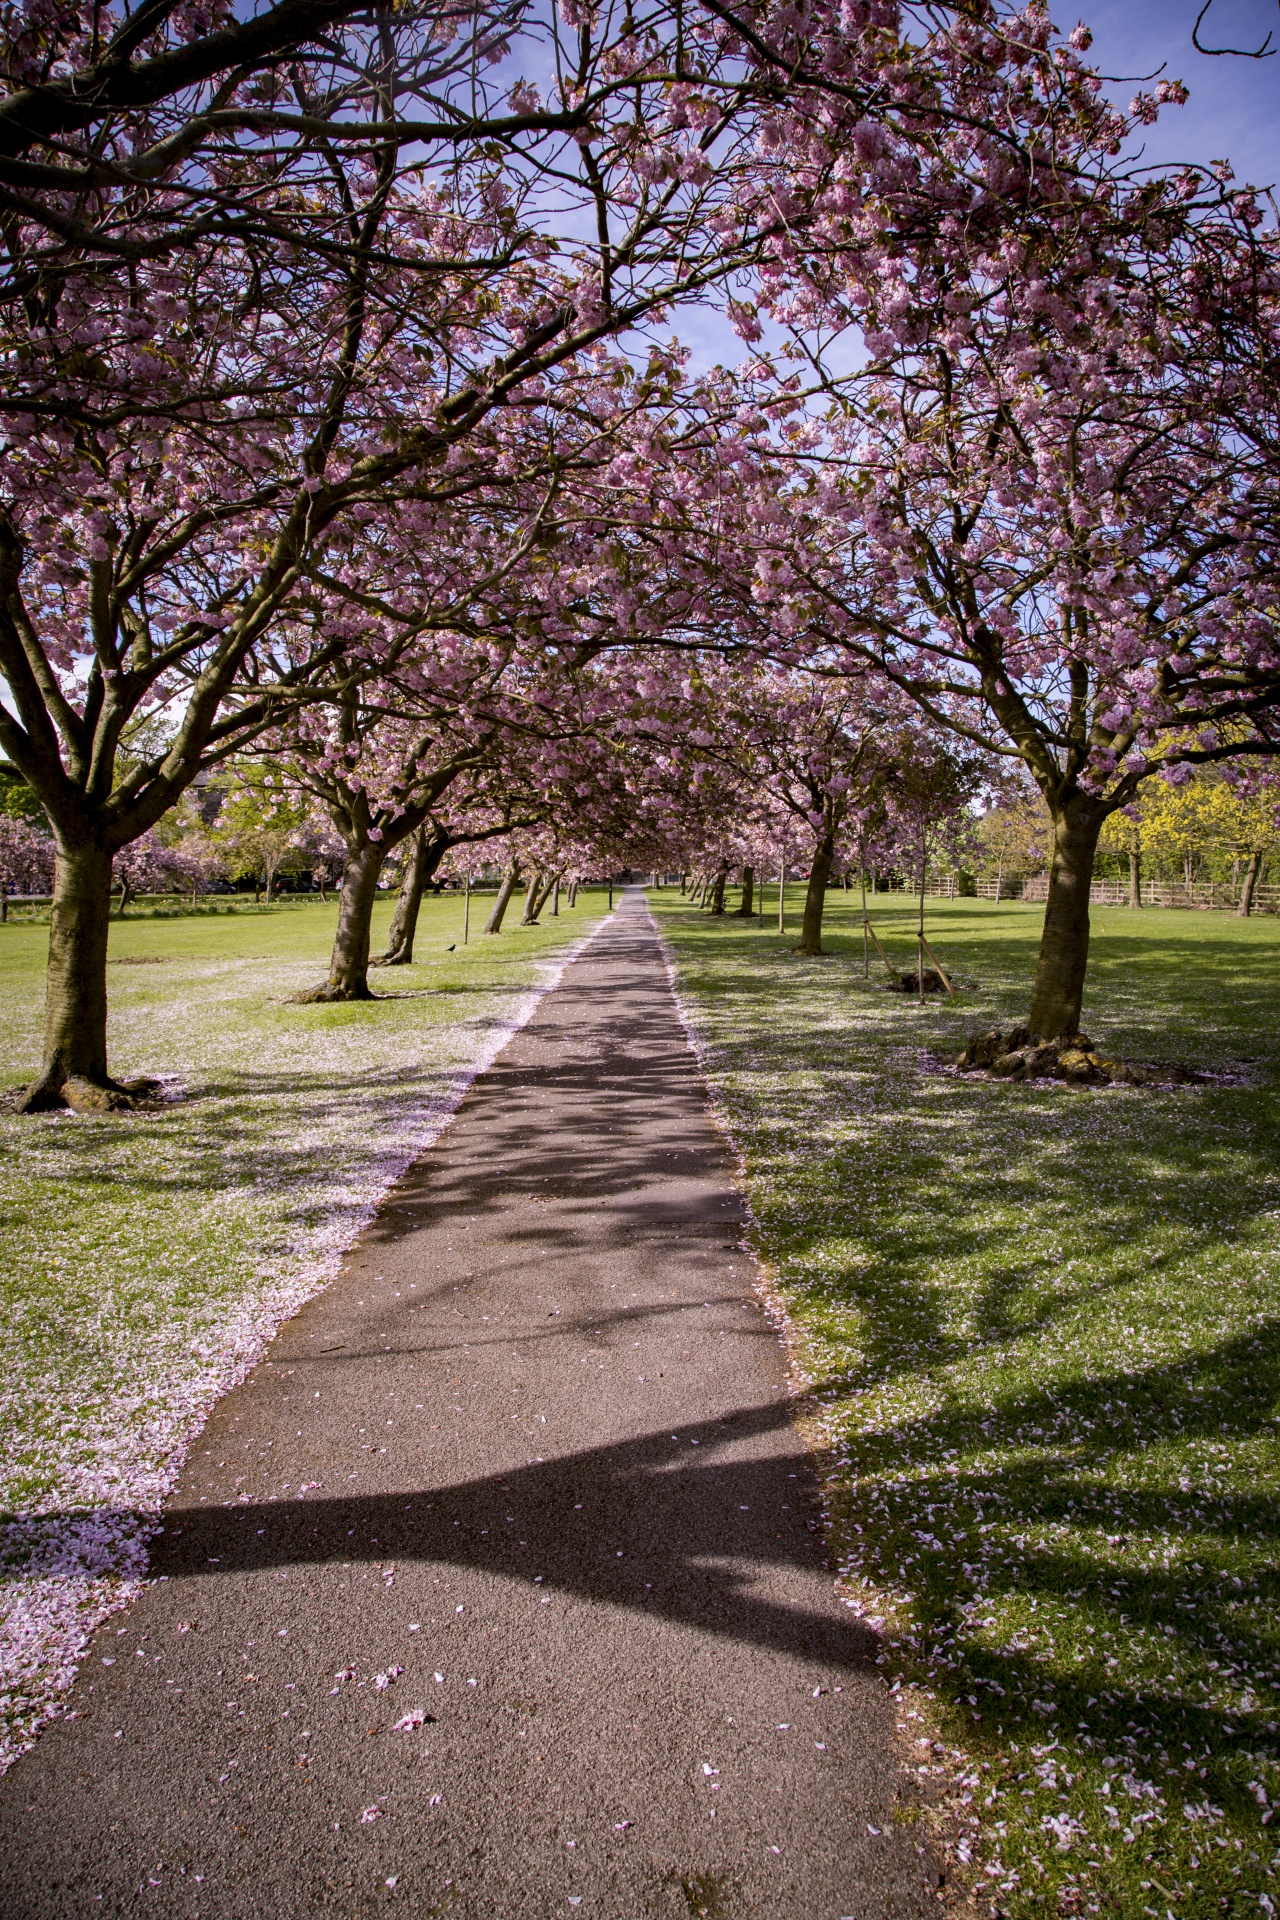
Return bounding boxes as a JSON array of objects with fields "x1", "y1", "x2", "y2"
[{"x1": 3, "y1": 0, "x2": 1280, "y2": 1107}]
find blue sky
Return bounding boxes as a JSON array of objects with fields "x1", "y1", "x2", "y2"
[{"x1": 1085, "y1": 0, "x2": 1280, "y2": 187}]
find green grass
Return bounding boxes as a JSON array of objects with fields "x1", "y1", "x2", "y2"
[
  {"x1": 650, "y1": 888, "x2": 1280, "y2": 1920},
  {"x1": 0, "y1": 889, "x2": 604, "y2": 1767}
]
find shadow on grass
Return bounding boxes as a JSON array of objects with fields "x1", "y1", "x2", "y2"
[
  {"x1": 822, "y1": 1322, "x2": 1280, "y2": 1841},
  {"x1": 654, "y1": 898, "x2": 1280, "y2": 1900}
]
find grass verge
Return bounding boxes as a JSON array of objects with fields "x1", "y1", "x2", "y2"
[
  {"x1": 0, "y1": 890, "x2": 603, "y2": 1769},
  {"x1": 651, "y1": 888, "x2": 1280, "y2": 1920}
]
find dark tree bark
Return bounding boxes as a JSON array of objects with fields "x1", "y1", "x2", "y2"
[
  {"x1": 732, "y1": 864, "x2": 754, "y2": 916},
  {"x1": 567, "y1": 876, "x2": 578, "y2": 908},
  {"x1": 550, "y1": 876, "x2": 560, "y2": 916},
  {"x1": 1027, "y1": 794, "x2": 1107, "y2": 1039},
  {"x1": 1237, "y1": 849, "x2": 1262, "y2": 917},
  {"x1": 794, "y1": 834, "x2": 835, "y2": 955},
  {"x1": 707, "y1": 865, "x2": 728, "y2": 915},
  {"x1": 1128, "y1": 848, "x2": 1142, "y2": 910},
  {"x1": 518, "y1": 875, "x2": 548, "y2": 925},
  {"x1": 373, "y1": 827, "x2": 449, "y2": 966},
  {"x1": 292, "y1": 840, "x2": 387, "y2": 1000},
  {"x1": 522, "y1": 871, "x2": 558, "y2": 925},
  {"x1": 485, "y1": 861, "x2": 522, "y2": 933},
  {"x1": 15, "y1": 838, "x2": 117, "y2": 1110},
  {"x1": 519, "y1": 870, "x2": 544, "y2": 925}
]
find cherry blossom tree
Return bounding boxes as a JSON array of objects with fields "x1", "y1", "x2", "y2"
[
  {"x1": 0, "y1": 815, "x2": 54, "y2": 895},
  {"x1": 4, "y1": 0, "x2": 1240, "y2": 1098},
  {"x1": 686, "y1": 136, "x2": 1280, "y2": 1035}
]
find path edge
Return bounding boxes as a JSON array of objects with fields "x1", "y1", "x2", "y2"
[
  {"x1": 645, "y1": 894, "x2": 983, "y2": 1915},
  {"x1": 0, "y1": 914, "x2": 611, "y2": 1780}
]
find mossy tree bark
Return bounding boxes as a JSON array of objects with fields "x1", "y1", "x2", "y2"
[
  {"x1": 794, "y1": 833, "x2": 835, "y2": 955},
  {"x1": 1026, "y1": 793, "x2": 1107, "y2": 1039},
  {"x1": 732, "y1": 865, "x2": 754, "y2": 916},
  {"x1": 15, "y1": 838, "x2": 116, "y2": 1111},
  {"x1": 485, "y1": 860, "x2": 522, "y2": 933},
  {"x1": 1237, "y1": 849, "x2": 1262, "y2": 917}
]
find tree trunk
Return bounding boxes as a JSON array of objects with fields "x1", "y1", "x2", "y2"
[
  {"x1": 795, "y1": 835, "x2": 835, "y2": 955},
  {"x1": 916, "y1": 842, "x2": 927, "y2": 1004},
  {"x1": 732, "y1": 865, "x2": 754, "y2": 916},
  {"x1": 520, "y1": 869, "x2": 559, "y2": 926},
  {"x1": 17, "y1": 839, "x2": 121, "y2": 1110},
  {"x1": 519, "y1": 870, "x2": 543, "y2": 925},
  {"x1": 708, "y1": 865, "x2": 728, "y2": 915},
  {"x1": 485, "y1": 861, "x2": 522, "y2": 933},
  {"x1": 374, "y1": 827, "x2": 446, "y2": 966},
  {"x1": 1026, "y1": 795, "x2": 1106, "y2": 1040},
  {"x1": 551, "y1": 876, "x2": 560, "y2": 917},
  {"x1": 567, "y1": 876, "x2": 578, "y2": 908},
  {"x1": 860, "y1": 867, "x2": 869, "y2": 977},
  {"x1": 117, "y1": 876, "x2": 134, "y2": 915},
  {"x1": 1237, "y1": 850, "x2": 1262, "y2": 917},
  {"x1": 293, "y1": 841, "x2": 386, "y2": 1001},
  {"x1": 1128, "y1": 848, "x2": 1142, "y2": 911}
]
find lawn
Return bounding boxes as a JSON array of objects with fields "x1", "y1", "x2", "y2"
[
  {"x1": 650, "y1": 887, "x2": 1280, "y2": 1920},
  {"x1": 0, "y1": 889, "x2": 604, "y2": 1771}
]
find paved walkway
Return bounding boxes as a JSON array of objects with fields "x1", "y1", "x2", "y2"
[{"x1": 0, "y1": 893, "x2": 939, "y2": 1918}]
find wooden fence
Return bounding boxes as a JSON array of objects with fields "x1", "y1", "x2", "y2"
[{"x1": 915, "y1": 872, "x2": 1279, "y2": 914}]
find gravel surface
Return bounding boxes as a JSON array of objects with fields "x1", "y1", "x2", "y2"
[{"x1": 0, "y1": 892, "x2": 940, "y2": 1919}]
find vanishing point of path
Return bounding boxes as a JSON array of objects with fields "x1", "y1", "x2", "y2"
[{"x1": 0, "y1": 892, "x2": 942, "y2": 1919}]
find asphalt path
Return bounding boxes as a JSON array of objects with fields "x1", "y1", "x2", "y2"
[{"x1": 0, "y1": 890, "x2": 941, "y2": 1919}]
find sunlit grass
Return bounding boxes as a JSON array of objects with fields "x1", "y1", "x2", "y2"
[
  {"x1": 0, "y1": 888, "x2": 604, "y2": 1768},
  {"x1": 651, "y1": 886, "x2": 1280, "y2": 1919}
]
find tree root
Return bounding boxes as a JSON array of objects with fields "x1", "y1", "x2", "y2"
[
  {"x1": 9, "y1": 1070, "x2": 163, "y2": 1115},
  {"x1": 288, "y1": 981, "x2": 379, "y2": 1003},
  {"x1": 955, "y1": 1028, "x2": 1206, "y2": 1087},
  {"x1": 890, "y1": 969, "x2": 948, "y2": 994},
  {"x1": 369, "y1": 950, "x2": 412, "y2": 968}
]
